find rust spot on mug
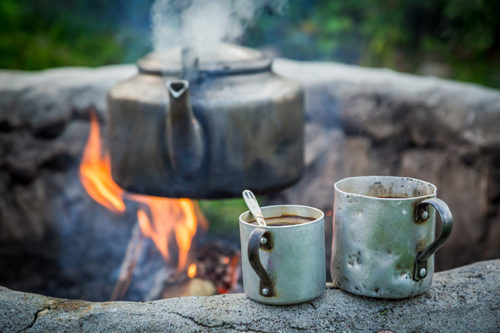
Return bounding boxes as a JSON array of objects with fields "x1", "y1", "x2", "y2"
[
  {"x1": 416, "y1": 239, "x2": 427, "y2": 252},
  {"x1": 347, "y1": 251, "x2": 361, "y2": 266}
]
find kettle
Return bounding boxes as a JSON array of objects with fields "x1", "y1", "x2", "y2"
[{"x1": 107, "y1": 43, "x2": 304, "y2": 198}]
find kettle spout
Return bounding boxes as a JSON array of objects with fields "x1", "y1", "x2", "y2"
[{"x1": 166, "y1": 80, "x2": 205, "y2": 180}]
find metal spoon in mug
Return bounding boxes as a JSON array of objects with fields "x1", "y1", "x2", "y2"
[{"x1": 242, "y1": 190, "x2": 267, "y2": 226}]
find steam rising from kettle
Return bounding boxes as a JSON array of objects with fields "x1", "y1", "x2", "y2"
[{"x1": 151, "y1": 0, "x2": 287, "y2": 60}]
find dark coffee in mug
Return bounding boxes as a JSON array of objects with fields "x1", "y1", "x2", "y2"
[{"x1": 250, "y1": 214, "x2": 314, "y2": 226}]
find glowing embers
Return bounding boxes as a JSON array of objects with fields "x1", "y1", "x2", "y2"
[{"x1": 187, "y1": 263, "x2": 197, "y2": 278}]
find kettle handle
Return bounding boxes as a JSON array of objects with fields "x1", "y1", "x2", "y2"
[
  {"x1": 247, "y1": 228, "x2": 275, "y2": 297},
  {"x1": 413, "y1": 198, "x2": 453, "y2": 281}
]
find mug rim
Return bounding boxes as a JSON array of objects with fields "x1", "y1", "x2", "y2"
[
  {"x1": 334, "y1": 175, "x2": 437, "y2": 201},
  {"x1": 239, "y1": 204, "x2": 324, "y2": 229}
]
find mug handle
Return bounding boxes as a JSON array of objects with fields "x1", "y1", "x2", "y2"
[
  {"x1": 413, "y1": 198, "x2": 453, "y2": 281},
  {"x1": 248, "y1": 228, "x2": 275, "y2": 297}
]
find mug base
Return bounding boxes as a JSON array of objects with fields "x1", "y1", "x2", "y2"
[
  {"x1": 246, "y1": 291, "x2": 325, "y2": 305},
  {"x1": 338, "y1": 286, "x2": 429, "y2": 299}
]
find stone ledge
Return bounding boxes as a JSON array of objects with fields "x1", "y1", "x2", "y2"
[
  {"x1": 274, "y1": 59, "x2": 500, "y2": 149},
  {"x1": 1, "y1": 260, "x2": 498, "y2": 332}
]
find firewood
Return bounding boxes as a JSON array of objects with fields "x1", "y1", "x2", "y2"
[{"x1": 111, "y1": 223, "x2": 146, "y2": 301}]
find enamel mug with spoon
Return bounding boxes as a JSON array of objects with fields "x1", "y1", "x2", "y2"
[{"x1": 240, "y1": 190, "x2": 326, "y2": 305}]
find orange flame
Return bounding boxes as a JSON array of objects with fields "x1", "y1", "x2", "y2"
[
  {"x1": 79, "y1": 113, "x2": 125, "y2": 213},
  {"x1": 187, "y1": 263, "x2": 197, "y2": 278},
  {"x1": 132, "y1": 196, "x2": 205, "y2": 270},
  {"x1": 137, "y1": 207, "x2": 170, "y2": 260},
  {"x1": 80, "y1": 112, "x2": 207, "y2": 271}
]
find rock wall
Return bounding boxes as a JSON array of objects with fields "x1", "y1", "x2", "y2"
[
  {"x1": 0, "y1": 66, "x2": 139, "y2": 300},
  {"x1": 1, "y1": 260, "x2": 498, "y2": 332},
  {"x1": 0, "y1": 66, "x2": 136, "y2": 243}
]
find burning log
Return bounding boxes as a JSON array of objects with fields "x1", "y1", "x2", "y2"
[
  {"x1": 110, "y1": 223, "x2": 146, "y2": 301},
  {"x1": 110, "y1": 221, "x2": 241, "y2": 300}
]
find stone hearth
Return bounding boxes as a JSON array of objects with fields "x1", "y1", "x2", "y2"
[{"x1": 1, "y1": 260, "x2": 498, "y2": 332}]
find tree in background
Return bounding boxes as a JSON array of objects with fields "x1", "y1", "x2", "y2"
[
  {"x1": 245, "y1": 0, "x2": 500, "y2": 87},
  {"x1": 0, "y1": 0, "x2": 152, "y2": 69},
  {"x1": 1, "y1": 0, "x2": 498, "y2": 88}
]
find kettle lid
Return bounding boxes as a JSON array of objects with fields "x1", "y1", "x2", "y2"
[{"x1": 137, "y1": 43, "x2": 271, "y2": 76}]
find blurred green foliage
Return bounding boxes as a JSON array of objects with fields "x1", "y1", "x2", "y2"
[
  {"x1": 199, "y1": 198, "x2": 248, "y2": 237},
  {"x1": 0, "y1": 0, "x2": 151, "y2": 69},
  {"x1": 245, "y1": 0, "x2": 500, "y2": 87},
  {"x1": 1, "y1": 0, "x2": 498, "y2": 87}
]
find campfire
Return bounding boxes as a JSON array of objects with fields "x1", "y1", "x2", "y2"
[
  {"x1": 0, "y1": 0, "x2": 304, "y2": 305},
  {"x1": 79, "y1": 112, "x2": 240, "y2": 300}
]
